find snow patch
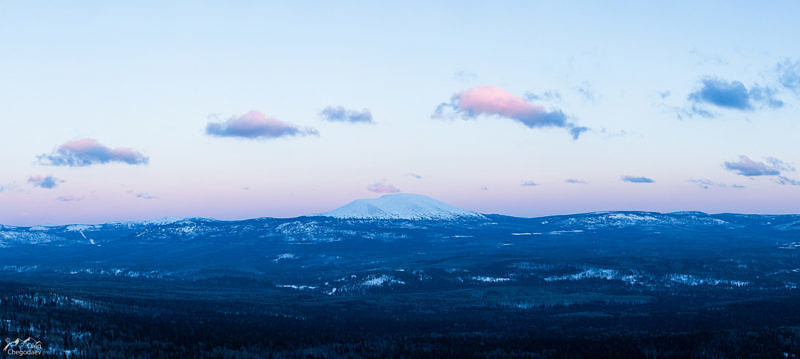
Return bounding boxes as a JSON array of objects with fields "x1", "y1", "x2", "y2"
[
  {"x1": 471, "y1": 276, "x2": 511, "y2": 283},
  {"x1": 361, "y1": 274, "x2": 405, "y2": 287}
]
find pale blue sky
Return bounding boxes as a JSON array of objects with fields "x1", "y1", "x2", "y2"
[{"x1": 1, "y1": 1, "x2": 799, "y2": 225}]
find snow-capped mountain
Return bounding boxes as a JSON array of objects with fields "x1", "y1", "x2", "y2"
[{"x1": 320, "y1": 193, "x2": 484, "y2": 220}]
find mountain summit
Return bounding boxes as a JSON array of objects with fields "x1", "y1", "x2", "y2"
[{"x1": 320, "y1": 193, "x2": 484, "y2": 220}]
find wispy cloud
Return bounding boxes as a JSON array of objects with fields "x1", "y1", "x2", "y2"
[
  {"x1": 453, "y1": 70, "x2": 477, "y2": 82},
  {"x1": 724, "y1": 155, "x2": 782, "y2": 176},
  {"x1": 125, "y1": 190, "x2": 158, "y2": 200},
  {"x1": 576, "y1": 82, "x2": 596, "y2": 102},
  {"x1": 320, "y1": 106, "x2": 374, "y2": 124},
  {"x1": 564, "y1": 178, "x2": 588, "y2": 184},
  {"x1": 206, "y1": 110, "x2": 318, "y2": 139},
  {"x1": 135, "y1": 193, "x2": 157, "y2": 200},
  {"x1": 621, "y1": 176, "x2": 654, "y2": 183},
  {"x1": 0, "y1": 183, "x2": 18, "y2": 193},
  {"x1": 688, "y1": 178, "x2": 743, "y2": 189},
  {"x1": 56, "y1": 195, "x2": 85, "y2": 202},
  {"x1": 689, "y1": 178, "x2": 722, "y2": 189},
  {"x1": 406, "y1": 173, "x2": 423, "y2": 179},
  {"x1": 38, "y1": 138, "x2": 148, "y2": 167},
  {"x1": 524, "y1": 90, "x2": 562, "y2": 102},
  {"x1": 432, "y1": 85, "x2": 588, "y2": 139},
  {"x1": 521, "y1": 181, "x2": 538, "y2": 187},
  {"x1": 764, "y1": 157, "x2": 796, "y2": 172},
  {"x1": 28, "y1": 175, "x2": 63, "y2": 189},
  {"x1": 776, "y1": 176, "x2": 800, "y2": 186},
  {"x1": 777, "y1": 59, "x2": 800, "y2": 93},
  {"x1": 366, "y1": 182, "x2": 400, "y2": 193}
]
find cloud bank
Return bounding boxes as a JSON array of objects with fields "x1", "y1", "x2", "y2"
[
  {"x1": 38, "y1": 138, "x2": 149, "y2": 167},
  {"x1": 206, "y1": 111, "x2": 318, "y2": 139},
  {"x1": 621, "y1": 176, "x2": 654, "y2": 183},
  {"x1": 433, "y1": 85, "x2": 587, "y2": 139},
  {"x1": 367, "y1": 182, "x2": 400, "y2": 193},
  {"x1": 320, "y1": 106, "x2": 373, "y2": 124},
  {"x1": 28, "y1": 175, "x2": 63, "y2": 189}
]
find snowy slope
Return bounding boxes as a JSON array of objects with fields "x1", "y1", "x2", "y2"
[{"x1": 320, "y1": 193, "x2": 484, "y2": 220}]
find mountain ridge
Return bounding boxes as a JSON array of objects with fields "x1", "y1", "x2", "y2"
[{"x1": 319, "y1": 193, "x2": 484, "y2": 220}]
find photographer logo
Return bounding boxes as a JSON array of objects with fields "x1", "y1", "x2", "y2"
[{"x1": 3, "y1": 337, "x2": 43, "y2": 357}]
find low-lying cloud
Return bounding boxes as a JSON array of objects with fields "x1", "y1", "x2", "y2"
[
  {"x1": 320, "y1": 106, "x2": 373, "y2": 124},
  {"x1": 688, "y1": 178, "x2": 744, "y2": 189},
  {"x1": 621, "y1": 176, "x2": 654, "y2": 183},
  {"x1": 38, "y1": 138, "x2": 149, "y2": 167},
  {"x1": 206, "y1": 111, "x2": 318, "y2": 139},
  {"x1": 56, "y1": 195, "x2": 85, "y2": 202},
  {"x1": 433, "y1": 85, "x2": 588, "y2": 139},
  {"x1": 367, "y1": 182, "x2": 400, "y2": 193}
]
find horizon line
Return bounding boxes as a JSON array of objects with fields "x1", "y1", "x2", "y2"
[{"x1": 5, "y1": 209, "x2": 800, "y2": 228}]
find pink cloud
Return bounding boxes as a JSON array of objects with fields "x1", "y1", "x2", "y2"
[
  {"x1": 38, "y1": 138, "x2": 149, "y2": 166},
  {"x1": 206, "y1": 110, "x2": 318, "y2": 139},
  {"x1": 458, "y1": 85, "x2": 545, "y2": 119},
  {"x1": 433, "y1": 85, "x2": 587, "y2": 139},
  {"x1": 367, "y1": 182, "x2": 400, "y2": 193}
]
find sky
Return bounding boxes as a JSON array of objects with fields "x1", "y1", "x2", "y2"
[{"x1": 1, "y1": 1, "x2": 799, "y2": 225}]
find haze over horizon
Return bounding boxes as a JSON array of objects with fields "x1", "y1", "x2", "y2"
[
  {"x1": 2, "y1": 192, "x2": 799, "y2": 227},
  {"x1": 2, "y1": 1, "x2": 800, "y2": 226}
]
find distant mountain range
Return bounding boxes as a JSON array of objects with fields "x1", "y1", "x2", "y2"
[
  {"x1": 4, "y1": 193, "x2": 799, "y2": 227},
  {"x1": 320, "y1": 193, "x2": 484, "y2": 220},
  {"x1": 1, "y1": 195, "x2": 800, "y2": 301}
]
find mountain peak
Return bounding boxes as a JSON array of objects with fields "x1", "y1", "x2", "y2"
[{"x1": 320, "y1": 193, "x2": 484, "y2": 220}]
